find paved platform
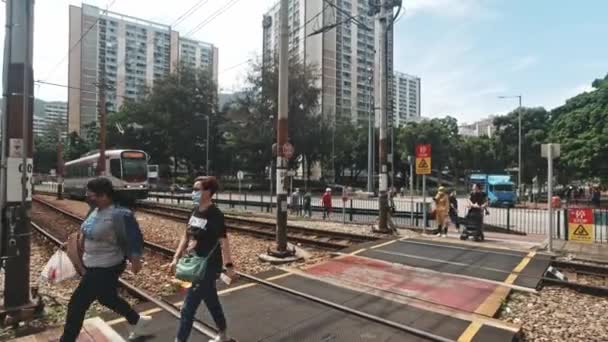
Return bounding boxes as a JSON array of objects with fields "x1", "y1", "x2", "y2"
[{"x1": 12, "y1": 317, "x2": 124, "y2": 342}]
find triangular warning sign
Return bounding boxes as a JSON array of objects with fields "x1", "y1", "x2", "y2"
[
  {"x1": 573, "y1": 225, "x2": 590, "y2": 236},
  {"x1": 418, "y1": 159, "x2": 429, "y2": 168}
]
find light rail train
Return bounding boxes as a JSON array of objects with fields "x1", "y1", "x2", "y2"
[{"x1": 64, "y1": 149, "x2": 149, "y2": 200}]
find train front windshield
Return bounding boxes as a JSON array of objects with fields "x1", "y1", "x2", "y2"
[{"x1": 121, "y1": 152, "x2": 147, "y2": 182}]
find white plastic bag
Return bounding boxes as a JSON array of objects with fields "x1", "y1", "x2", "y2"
[{"x1": 41, "y1": 250, "x2": 78, "y2": 284}]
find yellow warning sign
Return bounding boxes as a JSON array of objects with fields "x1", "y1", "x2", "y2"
[
  {"x1": 416, "y1": 157, "x2": 431, "y2": 175},
  {"x1": 569, "y1": 224, "x2": 594, "y2": 243}
]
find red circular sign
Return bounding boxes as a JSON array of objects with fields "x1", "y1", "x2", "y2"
[{"x1": 283, "y1": 143, "x2": 294, "y2": 159}]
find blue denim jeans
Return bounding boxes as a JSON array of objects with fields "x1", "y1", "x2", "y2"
[{"x1": 176, "y1": 268, "x2": 227, "y2": 342}]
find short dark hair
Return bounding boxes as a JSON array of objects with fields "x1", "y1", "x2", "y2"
[
  {"x1": 194, "y1": 176, "x2": 219, "y2": 196},
  {"x1": 87, "y1": 177, "x2": 114, "y2": 198}
]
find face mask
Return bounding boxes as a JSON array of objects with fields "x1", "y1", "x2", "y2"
[{"x1": 192, "y1": 191, "x2": 202, "y2": 205}]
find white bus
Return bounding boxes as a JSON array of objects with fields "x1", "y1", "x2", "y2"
[{"x1": 64, "y1": 149, "x2": 149, "y2": 200}]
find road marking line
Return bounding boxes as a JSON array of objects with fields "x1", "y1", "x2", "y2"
[
  {"x1": 370, "y1": 240, "x2": 398, "y2": 249},
  {"x1": 457, "y1": 251, "x2": 537, "y2": 338},
  {"x1": 464, "y1": 250, "x2": 536, "y2": 338},
  {"x1": 457, "y1": 320, "x2": 483, "y2": 342},
  {"x1": 107, "y1": 272, "x2": 292, "y2": 326},
  {"x1": 505, "y1": 251, "x2": 536, "y2": 284},
  {"x1": 348, "y1": 248, "x2": 367, "y2": 255}
]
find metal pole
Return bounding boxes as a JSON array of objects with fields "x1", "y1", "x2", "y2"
[
  {"x1": 547, "y1": 144, "x2": 553, "y2": 253},
  {"x1": 2, "y1": 0, "x2": 35, "y2": 312},
  {"x1": 376, "y1": 0, "x2": 389, "y2": 232},
  {"x1": 206, "y1": 115, "x2": 210, "y2": 174},
  {"x1": 518, "y1": 95, "x2": 523, "y2": 201},
  {"x1": 96, "y1": 76, "x2": 107, "y2": 176},
  {"x1": 274, "y1": 0, "x2": 289, "y2": 255},
  {"x1": 57, "y1": 131, "x2": 64, "y2": 200},
  {"x1": 367, "y1": 70, "x2": 373, "y2": 194},
  {"x1": 422, "y1": 174, "x2": 427, "y2": 233},
  {"x1": 409, "y1": 155, "x2": 414, "y2": 224}
]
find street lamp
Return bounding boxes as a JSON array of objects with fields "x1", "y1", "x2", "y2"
[{"x1": 498, "y1": 95, "x2": 523, "y2": 199}]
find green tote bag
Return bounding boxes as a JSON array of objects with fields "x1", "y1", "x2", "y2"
[{"x1": 175, "y1": 242, "x2": 219, "y2": 283}]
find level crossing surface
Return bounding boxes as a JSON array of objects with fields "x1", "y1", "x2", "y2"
[{"x1": 20, "y1": 236, "x2": 551, "y2": 342}]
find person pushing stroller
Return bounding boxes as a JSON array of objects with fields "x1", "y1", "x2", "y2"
[{"x1": 461, "y1": 184, "x2": 488, "y2": 241}]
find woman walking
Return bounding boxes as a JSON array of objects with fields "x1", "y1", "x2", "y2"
[
  {"x1": 434, "y1": 186, "x2": 450, "y2": 237},
  {"x1": 170, "y1": 176, "x2": 236, "y2": 342},
  {"x1": 60, "y1": 178, "x2": 150, "y2": 342}
]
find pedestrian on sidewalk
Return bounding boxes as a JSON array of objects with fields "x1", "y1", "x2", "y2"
[
  {"x1": 322, "y1": 188, "x2": 333, "y2": 220},
  {"x1": 170, "y1": 176, "x2": 237, "y2": 342},
  {"x1": 60, "y1": 178, "x2": 151, "y2": 342},
  {"x1": 434, "y1": 186, "x2": 450, "y2": 237},
  {"x1": 449, "y1": 190, "x2": 460, "y2": 230},
  {"x1": 303, "y1": 190, "x2": 312, "y2": 217},
  {"x1": 291, "y1": 188, "x2": 301, "y2": 215},
  {"x1": 591, "y1": 186, "x2": 601, "y2": 208}
]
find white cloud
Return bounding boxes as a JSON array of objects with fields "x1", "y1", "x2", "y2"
[
  {"x1": 509, "y1": 55, "x2": 538, "y2": 72},
  {"x1": 0, "y1": 0, "x2": 277, "y2": 101}
]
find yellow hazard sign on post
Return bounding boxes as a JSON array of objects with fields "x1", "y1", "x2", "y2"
[
  {"x1": 416, "y1": 157, "x2": 431, "y2": 175},
  {"x1": 568, "y1": 208, "x2": 594, "y2": 243}
]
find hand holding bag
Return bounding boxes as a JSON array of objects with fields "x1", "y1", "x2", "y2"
[
  {"x1": 66, "y1": 231, "x2": 86, "y2": 276},
  {"x1": 175, "y1": 242, "x2": 219, "y2": 282}
]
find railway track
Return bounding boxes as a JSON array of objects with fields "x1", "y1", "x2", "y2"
[
  {"x1": 543, "y1": 260, "x2": 608, "y2": 296},
  {"x1": 135, "y1": 202, "x2": 380, "y2": 250}
]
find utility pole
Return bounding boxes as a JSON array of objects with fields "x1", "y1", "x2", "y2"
[
  {"x1": 57, "y1": 130, "x2": 64, "y2": 200},
  {"x1": 206, "y1": 115, "x2": 210, "y2": 174},
  {"x1": 96, "y1": 76, "x2": 107, "y2": 176},
  {"x1": 271, "y1": 0, "x2": 292, "y2": 258},
  {"x1": 367, "y1": 68, "x2": 374, "y2": 194},
  {"x1": 376, "y1": 0, "x2": 390, "y2": 232},
  {"x1": 518, "y1": 96, "x2": 522, "y2": 201},
  {"x1": 1, "y1": 0, "x2": 39, "y2": 319}
]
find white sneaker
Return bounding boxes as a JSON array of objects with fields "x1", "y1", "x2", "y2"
[
  {"x1": 209, "y1": 331, "x2": 230, "y2": 342},
  {"x1": 129, "y1": 315, "x2": 152, "y2": 339}
]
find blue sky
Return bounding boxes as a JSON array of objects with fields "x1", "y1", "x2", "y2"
[
  {"x1": 3, "y1": 0, "x2": 606, "y2": 124},
  {"x1": 395, "y1": 0, "x2": 608, "y2": 122}
]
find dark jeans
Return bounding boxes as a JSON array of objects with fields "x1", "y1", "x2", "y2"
[
  {"x1": 304, "y1": 204, "x2": 312, "y2": 217},
  {"x1": 60, "y1": 262, "x2": 139, "y2": 342},
  {"x1": 177, "y1": 267, "x2": 226, "y2": 342}
]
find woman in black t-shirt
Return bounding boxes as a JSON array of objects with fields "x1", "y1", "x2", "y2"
[{"x1": 170, "y1": 176, "x2": 236, "y2": 342}]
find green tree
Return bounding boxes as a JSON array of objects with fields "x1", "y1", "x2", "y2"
[
  {"x1": 221, "y1": 59, "x2": 322, "y2": 179},
  {"x1": 549, "y1": 74, "x2": 608, "y2": 182},
  {"x1": 493, "y1": 107, "x2": 550, "y2": 183},
  {"x1": 395, "y1": 116, "x2": 461, "y2": 185}
]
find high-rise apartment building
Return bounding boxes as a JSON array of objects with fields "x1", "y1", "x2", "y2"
[
  {"x1": 33, "y1": 101, "x2": 68, "y2": 137},
  {"x1": 393, "y1": 71, "x2": 421, "y2": 126},
  {"x1": 68, "y1": 4, "x2": 218, "y2": 135},
  {"x1": 262, "y1": 0, "x2": 379, "y2": 125}
]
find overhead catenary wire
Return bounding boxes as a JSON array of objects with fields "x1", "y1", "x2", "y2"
[
  {"x1": 185, "y1": 0, "x2": 243, "y2": 37},
  {"x1": 171, "y1": 0, "x2": 210, "y2": 27}
]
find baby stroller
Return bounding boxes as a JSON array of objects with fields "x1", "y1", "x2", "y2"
[{"x1": 460, "y1": 208, "x2": 484, "y2": 241}]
